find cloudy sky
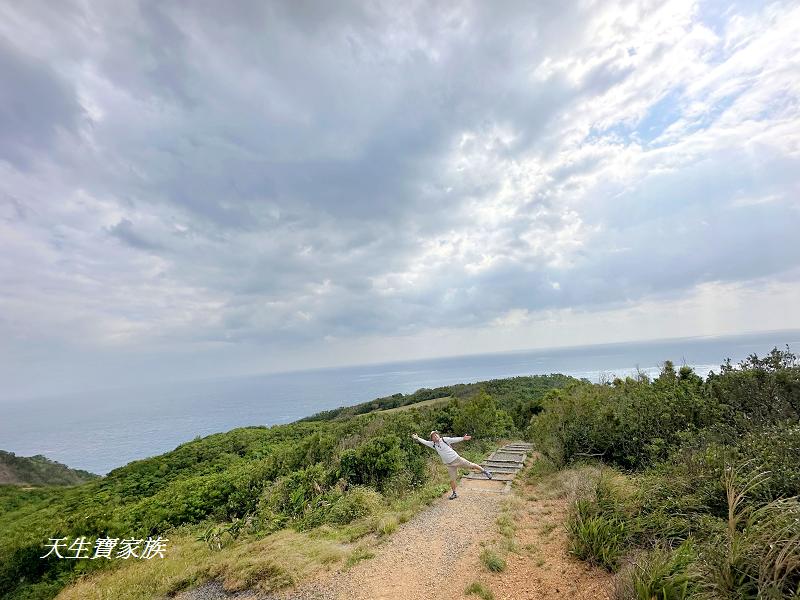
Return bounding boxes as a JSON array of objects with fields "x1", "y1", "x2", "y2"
[{"x1": 1, "y1": 0, "x2": 799, "y2": 399}]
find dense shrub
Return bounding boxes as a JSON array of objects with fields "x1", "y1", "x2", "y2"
[
  {"x1": 453, "y1": 391, "x2": 515, "y2": 439},
  {"x1": 531, "y1": 383, "x2": 614, "y2": 467},
  {"x1": 735, "y1": 422, "x2": 800, "y2": 501},
  {"x1": 338, "y1": 435, "x2": 405, "y2": 490},
  {"x1": 707, "y1": 348, "x2": 800, "y2": 425},
  {"x1": 260, "y1": 463, "x2": 332, "y2": 520},
  {"x1": 326, "y1": 486, "x2": 383, "y2": 525},
  {"x1": 532, "y1": 361, "x2": 738, "y2": 469}
]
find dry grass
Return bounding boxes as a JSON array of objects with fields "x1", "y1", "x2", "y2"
[
  {"x1": 378, "y1": 396, "x2": 452, "y2": 414},
  {"x1": 56, "y1": 527, "x2": 351, "y2": 599},
  {"x1": 525, "y1": 461, "x2": 601, "y2": 502}
]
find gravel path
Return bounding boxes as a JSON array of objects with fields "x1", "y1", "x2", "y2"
[
  {"x1": 176, "y1": 484, "x2": 503, "y2": 600},
  {"x1": 267, "y1": 485, "x2": 503, "y2": 600}
]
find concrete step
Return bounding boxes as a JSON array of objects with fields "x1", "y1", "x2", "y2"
[
  {"x1": 485, "y1": 456, "x2": 524, "y2": 463},
  {"x1": 481, "y1": 466, "x2": 520, "y2": 474},
  {"x1": 485, "y1": 460, "x2": 524, "y2": 470},
  {"x1": 465, "y1": 472, "x2": 515, "y2": 481},
  {"x1": 489, "y1": 450, "x2": 525, "y2": 458}
]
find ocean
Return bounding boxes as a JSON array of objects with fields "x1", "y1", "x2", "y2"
[{"x1": 2, "y1": 329, "x2": 798, "y2": 475}]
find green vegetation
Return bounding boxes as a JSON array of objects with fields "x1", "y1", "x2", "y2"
[
  {"x1": 566, "y1": 496, "x2": 628, "y2": 570},
  {"x1": 0, "y1": 451, "x2": 98, "y2": 486},
  {"x1": 614, "y1": 541, "x2": 699, "y2": 600},
  {"x1": 0, "y1": 374, "x2": 570, "y2": 600},
  {"x1": 302, "y1": 374, "x2": 576, "y2": 430},
  {"x1": 465, "y1": 580, "x2": 495, "y2": 599},
  {"x1": 378, "y1": 396, "x2": 452, "y2": 414},
  {"x1": 480, "y1": 548, "x2": 507, "y2": 572},
  {"x1": 530, "y1": 347, "x2": 800, "y2": 599}
]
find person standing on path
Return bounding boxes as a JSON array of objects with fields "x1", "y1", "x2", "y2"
[{"x1": 411, "y1": 430, "x2": 492, "y2": 499}]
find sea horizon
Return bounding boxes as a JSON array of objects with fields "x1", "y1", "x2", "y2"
[{"x1": 2, "y1": 328, "x2": 798, "y2": 475}]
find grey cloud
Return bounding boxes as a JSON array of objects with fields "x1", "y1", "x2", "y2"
[
  {"x1": 1, "y1": 0, "x2": 799, "y2": 394},
  {"x1": 108, "y1": 218, "x2": 165, "y2": 251},
  {"x1": 67, "y1": 2, "x2": 592, "y2": 229},
  {"x1": 0, "y1": 36, "x2": 83, "y2": 168}
]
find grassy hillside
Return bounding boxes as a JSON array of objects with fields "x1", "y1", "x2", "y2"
[
  {"x1": 300, "y1": 373, "x2": 577, "y2": 424},
  {"x1": 0, "y1": 451, "x2": 98, "y2": 486},
  {"x1": 0, "y1": 374, "x2": 571, "y2": 600}
]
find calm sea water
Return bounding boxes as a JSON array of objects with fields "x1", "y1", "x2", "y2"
[{"x1": 2, "y1": 330, "x2": 798, "y2": 475}]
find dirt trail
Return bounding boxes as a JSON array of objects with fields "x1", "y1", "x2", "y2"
[
  {"x1": 180, "y1": 448, "x2": 612, "y2": 600},
  {"x1": 489, "y1": 480, "x2": 613, "y2": 599},
  {"x1": 271, "y1": 483, "x2": 503, "y2": 600}
]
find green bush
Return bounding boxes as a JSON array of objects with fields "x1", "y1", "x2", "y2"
[
  {"x1": 531, "y1": 383, "x2": 614, "y2": 467},
  {"x1": 260, "y1": 463, "x2": 331, "y2": 521},
  {"x1": 338, "y1": 435, "x2": 405, "y2": 490},
  {"x1": 327, "y1": 486, "x2": 383, "y2": 525},
  {"x1": 531, "y1": 366, "x2": 725, "y2": 470},
  {"x1": 707, "y1": 348, "x2": 800, "y2": 425},
  {"x1": 735, "y1": 422, "x2": 800, "y2": 501}
]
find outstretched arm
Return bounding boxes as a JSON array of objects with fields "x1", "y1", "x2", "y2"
[
  {"x1": 443, "y1": 435, "x2": 472, "y2": 444},
  {"x1": 411, "y1": 433, "x2": 434, "y2": 448}
]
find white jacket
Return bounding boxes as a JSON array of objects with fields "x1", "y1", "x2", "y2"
[{"x1": 413, "y1": 435, "x2": 465, "y2": 464}]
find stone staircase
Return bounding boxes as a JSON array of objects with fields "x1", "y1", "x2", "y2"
[{"x1": 460, "y1": 441, "x2": 534, "y2": 494}]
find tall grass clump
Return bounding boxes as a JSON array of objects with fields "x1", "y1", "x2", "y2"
[
  {"x1": 613, "y1": 541, "x2": 699, "y2": 600},
  {"x1": 480, "y1": 549, "x2": 507, "y2": 573},
  {"x1": 567, "y1": 498, "x2": 628, "y2": 571},
  {"x1": 701, "y1": 463, "x2": 800, "y2": 599},
  {"x1": 566, "y1": 471, "x2": 631, "y2": 571},
  {"x1": 465, "y1": 581, "x2": 495, "y2": 599}
]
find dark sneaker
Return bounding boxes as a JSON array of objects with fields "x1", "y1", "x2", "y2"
[
  {"x1": 483, "y1": 469, "x2": 493, "y2": 480},
  {"x1": 448, "y1": 491, "x2": 458, "y2": 500}
]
